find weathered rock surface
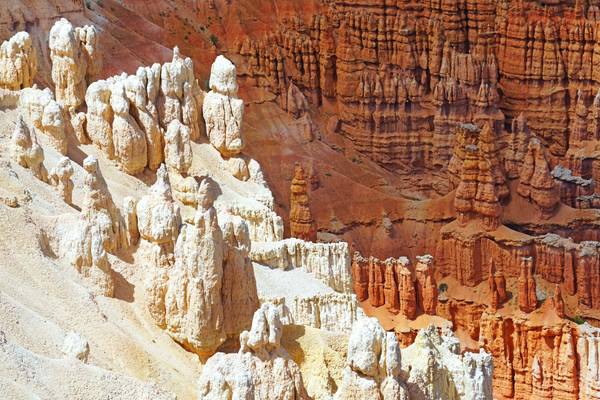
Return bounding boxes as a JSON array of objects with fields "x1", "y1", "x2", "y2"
[
  {"x1": 62, "y1": 156, "x2": 123, "y2": 297},
  {"x1": 517, "y1": 139, "x2": 560, "y2": 219},
  {"x1": 402, "y1": 325, "x2": 493, "y2": 400},
  {"x1": 251, "y1": 238, "x2": 352, "y2": 293},
  {"x1": 265, "y1": 292, "x2": 364, "y2": 334},
  {"x1": 19, "y1": 87, "x2": 68, "y2": 155},
  {"x1": 0, "y1": 31, "x2": 36, "y2": 90},
  {"x1": 137, "y1": 164, "x2": 181, "y2": 251},
  {"x1": 203, "y1": 55, "x2": 244, "y2": 157},
  {"x1": 84, "y1": 49, "x2": 201, "y2": 175},
  {"x1": 50, "y1": 156, "x2": 74, "y2": 205},
  {"x1": 49, "y1": 18, "x2": 100, "y2": 111},
  {"x1": 197, "y1": 303, "x2": 309, "y2": 399},
  {"x1": 161, "y1": 178, "x2": 225, "y2": 357},
  {"x1": 517, "y1": 257, "x2": 538, "y2": 313},
  {"x1": 11, "y1": 114, "x2": 47, "y2": 182},
  {"x1": 164, "y1": 119, "x2": 192, "y2": 175},
  {"x1": 219, "y1": 212, "x2": 259, "y2": 339},
  {"x1": 335, "y1": 317, "x2": 409, "y2": 400}
]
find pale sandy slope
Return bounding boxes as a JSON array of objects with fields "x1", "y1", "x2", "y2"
[{"x1": 0, "y1": 99, "x2": 348, "y2": 399}]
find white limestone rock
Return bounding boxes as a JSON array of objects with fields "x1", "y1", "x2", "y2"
[
  {"x1": 401, "y1": 325, "x2": 493, "y2": 400},
  {"x1": 203, "y1": 55, "x2": 244, "y2": 157},
  {"x1": 62, "y1": 331, "x2": 90, "y2": 362},
  {"x1": 110, "y1": 80, "x2": 147, "y2": 174},
  {"x1": 49, "y1": 19, "x2": 87, "y2": 110},
  {"x1": 85, "y1": 80, "x2": 114, "y2": 158},
  {"x1": 136, "y1": 164, "x2": 181, "y2": 248},
  {"x1": 164, "y1": 119, "x2": 192, "y2": 175},
  {"x1": 19, "y1": 87, "x2": 68, "y2": 155},
  {"x1": 197, "y1": 303, "x2": 309, "y2": 400},
  {"x1": 50, "y1": 156, "x2": 74, "y2": 205},
  {"x1": 219, "y1": 213, "x2": 259, "y2": 339},
  {"x1": 335, "y1": 317, "x2": 409, "y2": 400},
  {"x1": 49, "y1": 19, "x2": 101, "y2": 110},
  {"x1": 163, "y1": 177, "x2": 225, "y2": 357},
  {"x1": 265, "y1": 293, "x2": 365, "y2": 334},
  {"x1": 60, "y1": 156, "x2": 128, "y2": 297},
  {"x1": 225, "y1": 201, "x2": 284, "y2": 243},
  {"x1": 131, "y1": 67, "x2": 164, "y2": 171},
  {"x1": 123, "y1": 196, "x2": 139, "y2": 247},
  {"x1": 159, "y1": 47, "x2": 201, "y2": 138},
  {"x1": 251, "y1": 239, "x2": 353, "y2": 293},
  {"x1": 0, "y1": 31, "x2": 37, "y2": 90},
  {"x1": 11, "y1": 114, "x2": 48, "y2": 182}
]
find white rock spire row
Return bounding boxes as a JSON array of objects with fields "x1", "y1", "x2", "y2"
[
  {"x1": 84, "y1": 48, "x2": 201, "y2": 174},
  {"x1": 0, "y1": 31, "x2": 37, "y2": 90}
]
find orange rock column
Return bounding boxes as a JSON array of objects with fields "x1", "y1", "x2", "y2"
[
  {"x1": 289, "y1": 163, "x2": 317, "y2": 241},
  {"x1": 415, "y1": 255, "x2": 438, "y2": 315},
  {"x1": 518, "y1": 256, "x2": 537, "y2": 313}
]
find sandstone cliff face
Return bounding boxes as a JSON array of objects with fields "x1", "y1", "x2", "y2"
[
  {"x1": 198, "y1": 303, "x2": 310, "y2": 400},
  {"x1": 352, "y1": 252, "x2": 440, "y2": 319},
  {"x1": 517, "y1": 257, "x2": 538, "y2": 313},
  {"x1": 234, "y1": 0, "x2": 600, "y2": 167}
]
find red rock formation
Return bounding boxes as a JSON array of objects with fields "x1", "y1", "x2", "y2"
[
  {"x1": 495, "y1": 270, "x2": 508, "y2": 305},
  {"x1": 553, "y1": 284, "x2": 566, "y2": 318},
  {"x1": 518, "y1": 257, "x2": 537, "y2": 313},
  {"x1": 506, "y1": 113, "x2": 532, "y2": 179},
  {"x1": 367, "y1": 256, "x2": 385, "y2": 308},
  {"x1": 479, "y1": 314, "x2": 579, "y2": 400},
  {"x1": 351, "y1": 252, "x2": 368, "y2": 302},
  {"x1": 415, "y1": 255, "x2": 437, "y2": 315},
  {"x1": 289, "y1": 163, "x2": 317, "y2": 241},
  {"x1": 383, "y1": 258, "x2": 400, "y2": 314},
  {"x1": 517, "y1": 138, "x2": 560, "y2": 219},
  {"x1": 454, "y1": 144, "x2": 502, "y2": 231},
  {"x1": 479, "y1": 122, "x2": 509, "y2": 201},
  {"x1": 397, "y1": 260, "x2": 417, "y2": 320},
  {"x1": 489, "y1": 260, "x2": 506, "y2": 311}
]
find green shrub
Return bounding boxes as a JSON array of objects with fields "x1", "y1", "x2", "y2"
[
  {"x1": 438, "y1": 283, "x2": 448, "y2": 293},
  {"x1": 572, "y1": 315, "x2": 586, "y2": 325}
]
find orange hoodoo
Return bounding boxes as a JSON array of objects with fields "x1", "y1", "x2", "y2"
[{"x1": 290, "y1": 163, "x2": 317, "y2": 241}]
